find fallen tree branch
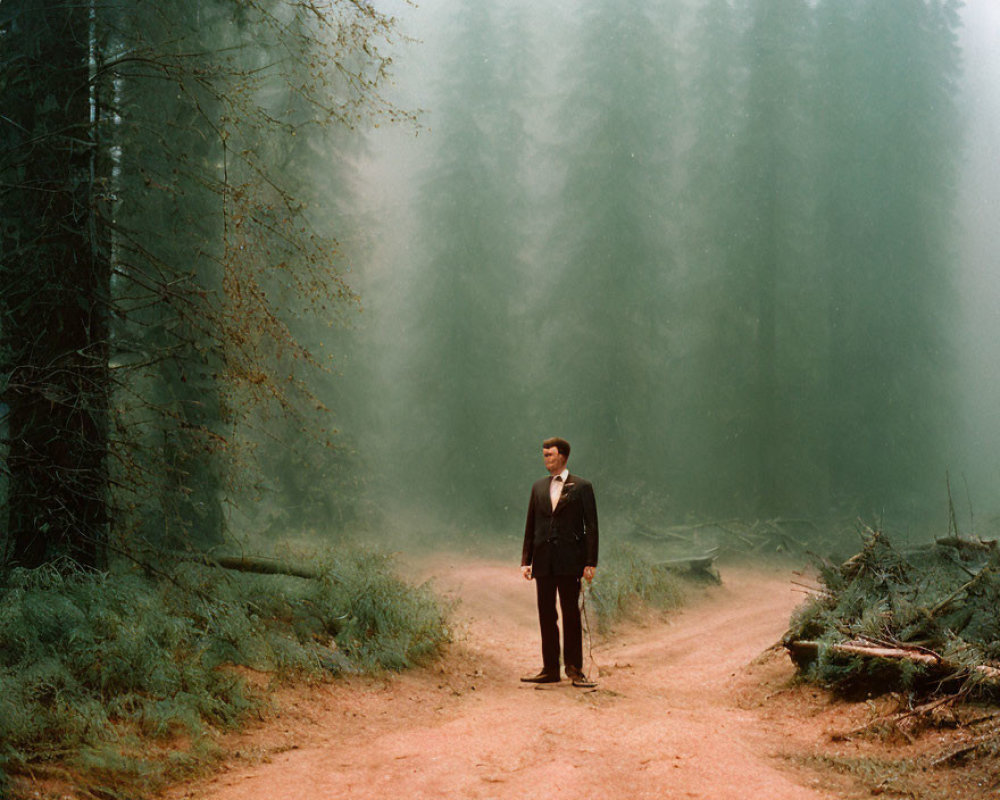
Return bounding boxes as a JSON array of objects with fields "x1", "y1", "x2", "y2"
[
  {"x1": 786, "y1": 639, "x2": 1000, "y2": 683},
  {"x1": 631, "y1": 522, "x2": 694, "y2": 543},
  {"x1": 657, "y1": 548, "x2": 719, "y2": 571},
  {"x1": 927, "y1": 567, "x2": 992, "y2": 618},
  {"x1": 213, "y1": 556, "x2": 326, "y2": 580},
  {"x1": 171, "y1": 552, "x2": 331, "y2": 581},
  {"x1": 656, "y1": 549, "x2": 721, "y2": 582},
  {"x1": 934, "y1": 536, "x2": 998, "y2": 553}
]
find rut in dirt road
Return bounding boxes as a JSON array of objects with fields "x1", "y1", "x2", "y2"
[{"x1": 167, "y1": 560, "x2": 843, "y2": 800}]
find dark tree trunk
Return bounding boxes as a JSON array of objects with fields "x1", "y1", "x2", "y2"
[{"x1": 1, "y1": 1, "x2": 111, "y2": 569}]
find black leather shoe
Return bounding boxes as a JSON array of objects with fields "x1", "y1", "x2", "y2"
[
  {"x1": 566, "y1": 666, "x2": 597, "y2": 687},
  {"x1": 520, "y1": 670, "x2": 561, "y2": 683}
]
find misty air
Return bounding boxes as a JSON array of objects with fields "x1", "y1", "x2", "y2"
[{"x1": 2, "y1": 0, "x2": 1000, "y2": 797}]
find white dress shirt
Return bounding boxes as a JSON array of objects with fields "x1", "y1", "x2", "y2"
[{"x1": 550, "y1": 468, "x2": 569, "y2": 510}]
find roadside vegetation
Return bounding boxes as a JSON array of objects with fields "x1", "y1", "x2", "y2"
[
  {"x1": 781, "y1": 524, "x2": 1000, "y2": 798},
  {"x1": 785, "y1": 526, "x2": 1000, "y2": 694},
  {"x1": 0, "y1": 546, "x2": 449, "y2": 798},
  {"x1": 588, "y1": 542, "x2": 696, "y2": 633}
]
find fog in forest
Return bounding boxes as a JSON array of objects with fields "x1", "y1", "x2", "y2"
[
  {"x1": 291, "y1": 0, "x2": 1000, "y2": 550},
  {"x1": 956, "y1": 2, "x2": 1000, "y2": 526}
]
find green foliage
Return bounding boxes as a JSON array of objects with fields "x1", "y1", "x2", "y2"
[
  {"x1": 0, "y1": 546, "x2": 448, "y2": 791},
  {"x1": 792, "y1": 752, "x2": 916, "y2": 796},
  {"x1": 106, "y1": 0, "x2": 397, "y2": 552},
  {"x1": 588, "y1": 543, "x2": 686, "y2": 633},
  {"x1": 786, "y1": 528, "x2": 1000, "y2": 690},
  {"x1": 326, "y1": 549, "x2": 452, "y2": 671},
  {"x1": 1, "y1": 0, "x2": 402, "y2": 568}
]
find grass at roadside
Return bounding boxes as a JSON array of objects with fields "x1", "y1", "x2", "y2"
[
  {"x1": 587, "y1": 542, "x2": 689, "y2": 633},
  {"x1": 0, "y1": 545, "x2": 450, "y2": 799},
  {"x1": 791, "y1": 747, "x2": 1000, "y2": 800}
]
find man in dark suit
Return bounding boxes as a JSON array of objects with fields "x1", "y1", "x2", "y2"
[{"x1": 520, "y1": 437, "x2": 598, "y2": 686}]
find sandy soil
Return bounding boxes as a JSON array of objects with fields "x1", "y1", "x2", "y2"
[{"x1": 162, "y1": 558, "x2": 869, "y2": 800}]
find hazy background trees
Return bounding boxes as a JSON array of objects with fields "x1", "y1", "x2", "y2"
[
  {"x1": 357, "y1": 0, "x2": 968, "y2": 536},
  {"x1": 378, "y1": 0, "x2": 535, "y2": 524},
  {"x1": 538, "y1": 0, "x2": 681, "y2": 506},
  {"x1": 0, "y1": 0, "x2": 987, "y2": 567}
]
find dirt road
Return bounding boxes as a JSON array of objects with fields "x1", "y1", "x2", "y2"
[{"x1": 166, "y1": 559, "x2": 851, "y2": 800}]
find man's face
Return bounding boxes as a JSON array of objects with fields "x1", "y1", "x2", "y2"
[{"x1": 543, "y1": 446, "x2": 567, "y2": 476}]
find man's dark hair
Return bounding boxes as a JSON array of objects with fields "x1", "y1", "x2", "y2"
[{"x1": 543, "y1": 437, "x2": 571, "y2": 458}]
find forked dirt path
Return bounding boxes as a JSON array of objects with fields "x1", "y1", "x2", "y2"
[{"x1": 166, "y1": 558, "x2": 853, "y2": 800}]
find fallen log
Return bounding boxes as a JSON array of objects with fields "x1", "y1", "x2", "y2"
[
  {"x1": 656, "y1": 548, "x2": 720, "y2": 580},
  {"x1": 786, "y1": 639, "x2": 1000, "y2": 684},
  {"x1": 933, "y1": 536, "x2": 998, "y2": 555},
  {"x1": 213, "y1": 556, "x2": 327, "y2": 581},
  {"x1": 171, "y1": 553, "x2": 330, "y2": 581}
]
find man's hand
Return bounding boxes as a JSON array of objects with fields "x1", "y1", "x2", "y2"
[
  {"x1": 583, "y1": 566, "x2": 596, "y2": 583},
  {"x1": 521, "y1": 565, "x2": 532, "y2": 581}
]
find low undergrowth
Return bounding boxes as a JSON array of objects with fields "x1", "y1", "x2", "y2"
[
  {"x1": 0, "y1": 546, "x2": 449, "y2": 798},
  {"x1": 785, "y1": 527, "x2": 1000, "y2": 694},
  {"x1": 783, "y1": 527, "x2": 1000, "y2": 797},
  {"x1": 587, "y1": 542, "x2": 688, "y2": 633},
  {"x1": 793, "y1": 736, "x2": 1000, "y2": 800}
]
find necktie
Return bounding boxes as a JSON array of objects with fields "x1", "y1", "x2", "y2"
[{"x1": 550, "y1": 475, "x2": 563, "y2": 510}]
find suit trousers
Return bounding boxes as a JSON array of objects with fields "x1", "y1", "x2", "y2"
[{"x1": 535, "y1": 574, "x2": 583, "y2": 674}]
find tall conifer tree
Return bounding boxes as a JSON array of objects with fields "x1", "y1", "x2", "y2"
[
  {"x1": 2, "y1": 0, "x2": 399, "y2": 568},
  {"x1": 677, "y1": 0, "x2": 748, "y2": 514},
  {"x1": 1, "y1": 2, "x2": 112, "y2": 568},
  {"x1": 390, "y1": 0, "x2": 533, "y2": 521},
  {"x1": 539, "y1": 0, "x2": 680, "y2": 494},
  {"x1": 814, "y1": 0, "x2": 961, "y2": 515},
  {"x1": 725, "y1": 0, "x2": 816, "y2": 517}
]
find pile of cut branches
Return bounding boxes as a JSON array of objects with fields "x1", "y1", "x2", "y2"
[{"x1": 784, "y1": 527, "x2": 1000, "y2": 696}]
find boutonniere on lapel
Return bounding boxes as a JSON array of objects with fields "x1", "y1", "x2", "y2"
[{"x1": 557, "y1": 482, "x2": 576, "y2": 504}]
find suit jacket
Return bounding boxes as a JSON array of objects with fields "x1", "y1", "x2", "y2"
[{"x1": 521, "y1": 473, "x2": 598, "y2": 577}]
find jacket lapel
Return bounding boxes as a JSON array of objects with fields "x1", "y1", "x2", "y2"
[
  {"x1": 553, "y1": 473, "x2": 574, "y2": 514},
  {"x1": 539, "y1": 479, "x2": 554, "y2": 517}
]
